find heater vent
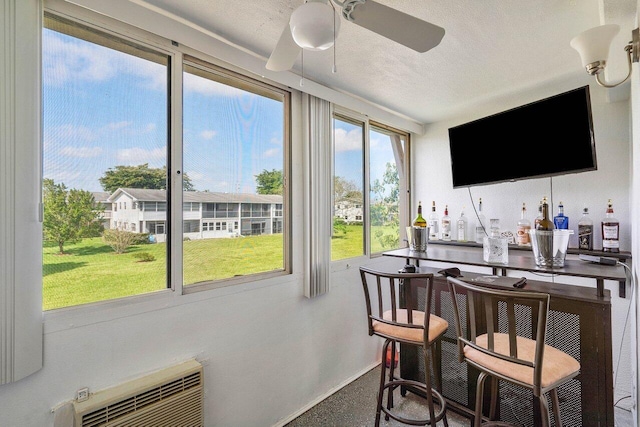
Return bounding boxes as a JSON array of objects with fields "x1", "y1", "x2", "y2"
[{"x1": 73, "y1": 359, "x2": 203, "y2": 427}]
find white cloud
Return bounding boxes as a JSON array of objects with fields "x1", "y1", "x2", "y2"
[
  {"x1": 45, "y1": 124, "x2": 96, "y2": 145},
  {"x1": 106, "y1": 121, "x2": 132, "y2": 131},
  {"x1": 42, "y1": 30, "x2": 166, "y2": 90},
  {"x1": 263, "y1": 148, "x2": 279, "y2": 158},
  {"x1": 59, "y1": 146, "x2": 103, "y2": 158},
  {"x1": 116, "y1": 147, "x2": 166, "y2": 164},
  {"x1": 200, "y1": 130, "x2": 217, "y2": 140},
  {"x1": 334, "y1": 128, "x2": 362, "y2": 152}
]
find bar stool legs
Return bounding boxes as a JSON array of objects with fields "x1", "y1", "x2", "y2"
[{"x1": 375, "y1": 339, "x2": 448, "y2": 427}]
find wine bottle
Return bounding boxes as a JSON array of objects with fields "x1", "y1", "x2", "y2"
[
  {"x1": 578, "y1": 207, "x2": 594, "y2": 251},
  {"x1": 441, "y1": 205, "x2": 451, "y2": 241},
  {"x1": 534, "y1": 199, "x2": 543, "y2": 228},
  {"x1": 457, "y1": 207, "x2": 468, "y2": 242},
  {"x1": 553, "y1": 201, "x2": 569, "y2": 229},
  {"x1": 601, "y1": 199, "x2": 620, "y2": 253},
  {"x1": 535, "y1": 197, "x2": 554, "y2": 231},
  {"x1": 413, "y1": 201, "x2": 427, "y2": 228},
  {"x1": 516, "y1": 202, "x2": 531, "y2": 246},
  {"x1": 428, "y1": 201, "x2": 439, "y2": 240},
  {"x1": 474, "y1": 198, "x2": 487, "y2": 244}
]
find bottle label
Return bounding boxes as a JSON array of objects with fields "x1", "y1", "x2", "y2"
[
  {"x1": 516, "y1": 225, "x2": 531, "y2": 245},
  {"x1": 578, "y1": 224, "x2": 593, "y2": 250},
  {"x1": 441, "y1": 219, "x2": 451, "y2": 240},
  {"x1": 428, "y1": 220, "x2": 439, "y2": 239},
  {"x1": 554, "y1": 216, "x2": 569, "y2": 230},
  {"x1": 602, "y1": 224, "x2": 619, "y2": 239},
  {"x1": 457, "y1": 221, "x2": 466, "y2": 241}
]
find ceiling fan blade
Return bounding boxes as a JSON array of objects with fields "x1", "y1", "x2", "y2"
[
  {"x1": 266, "y1": 26, "x2": 301, "y2": 71},
  {"x1": 347, "y1": 0, "x2": 445, "y2": 53}
]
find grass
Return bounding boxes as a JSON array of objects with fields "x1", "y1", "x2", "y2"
[{"x1": 43, "y1": 225, "x2": 399, "y2": 310}]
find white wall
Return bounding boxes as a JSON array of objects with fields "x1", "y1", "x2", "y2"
[{"x1": 412, "y1": 75, "x2": 636, "y2": 412}]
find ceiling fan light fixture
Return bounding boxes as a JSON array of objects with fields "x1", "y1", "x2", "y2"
[{"x1": 289, "y1": 2, "x2": 338, "y2": 51}]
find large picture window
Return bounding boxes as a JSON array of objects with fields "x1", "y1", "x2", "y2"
[
  {"x1": 42, "y1": 13, "x2": 291, "y2": 309},
  {"x1": 42, "y1": 14, "x2": 170, "y2": 310}
]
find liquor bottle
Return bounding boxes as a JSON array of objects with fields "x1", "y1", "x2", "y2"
[
  {"x1": 534, "y1": 199, "x2": 543, "y2": 228},
  {"x1": 553, "y1": 201, "x2": 569, "y2": 229},
  {"x1": 428, "y1": 201, "x2": 439, "y2": 240},
  {"x1": 483, "y1": 218, "x2": 508, "y2": 264},
  {"x1": 535, "y1": 197, "x2": 554, "y2": 231},
  {"x1": 474, "y1": 198, "x2": 487, "y2": 244},
  {"x1": 413, "y1": 201, "x2": 427, "y2": 228},
  {"x1": 441, "y1": 205, "x2": 452, "y2": 241},
  {"x1": 578, "y1": 207, "x2": 594, "y2": 251},
  {"x1": 516, "y1": 202, "x2": 531, "y2": 246},
  {"x1": 457, "y1": 207, "x2": 468, "y2": 242},
  {"x1": 601, "y1": 199, "x2": 620, "y2": 253}
]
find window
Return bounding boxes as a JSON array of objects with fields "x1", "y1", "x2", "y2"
[
  {"x1": 332, "y1": 114, "x2": 365, "y2": 260},
  {"x1": 331, "y1": 111, "x2": 410, "y2": 260},
  {"x1": 42, "y1": 11, "x2": 291, "y2": 309},
  {"x1": 182, "y1": 57, "x2": 290, "y2": 288},
  {"x1": 369, "y1": 123, "x2": 409, "y2": 254},
  {"x1": 42, "y1": 14, "x2": 169, "y2": 310}
]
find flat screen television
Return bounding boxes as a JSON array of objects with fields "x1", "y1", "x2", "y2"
[{"x1": 448, "y1": 86, "x2": 597, "y2": 188}]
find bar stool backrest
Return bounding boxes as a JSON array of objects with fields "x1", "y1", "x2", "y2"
[
  {"x1": 359, "y1": 266, "x2": 435, "y2": 344},
  {"x1": 447, "y1": 277, "x2": 550, "y2": 390}
]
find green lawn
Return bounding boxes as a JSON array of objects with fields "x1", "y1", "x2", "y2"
[
  {"x1": 43, "y1": 235, "x2": 283, "y2": 310},
  {"x1": 43, "y1": 225, "x2": 399, "y2": 310}
]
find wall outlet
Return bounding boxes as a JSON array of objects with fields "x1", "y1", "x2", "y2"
[{"x1": 76, "y1": 387, "x2": 89, "y2": 402}]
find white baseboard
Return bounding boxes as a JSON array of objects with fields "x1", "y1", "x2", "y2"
[{"x1": 273, "y1": 362, "x2": 381, "y2": 427}]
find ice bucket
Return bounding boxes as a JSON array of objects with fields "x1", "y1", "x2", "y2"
[
  {"x1": 528, "y1": 229, "x2": 573, "y2": 267},
  {"x1": 407, "y1": 226, "x2": 428, "y2": 252}
]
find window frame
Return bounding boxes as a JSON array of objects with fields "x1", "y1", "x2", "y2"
[
  {"x1": 332, "y1": 106, "x2": 411, "y2": 261},
  {"x1": 41, "y1": 6, "x2": 293, "y2": 310}
]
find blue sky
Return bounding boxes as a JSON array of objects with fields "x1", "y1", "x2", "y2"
[{"x1": 43, "y1": 28, "x2": 395, "y2": 194}]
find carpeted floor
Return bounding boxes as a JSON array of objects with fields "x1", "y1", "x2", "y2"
[
  {"x1": 285, "y1": 364, "x2": 634, "y2": 427},
  {"x1": 285, "y1": 365, "x2": 470, "y2": 427}
]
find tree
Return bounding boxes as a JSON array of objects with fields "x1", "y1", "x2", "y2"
[
  {"x1": 99, "y1": 164, "x2": 194, "y2": 193},
  {"x1": 43, "y1": 179, "x2": 104, "y2": 254},
  {"x1": 334, "y1": 176, "x2": 363, "y2": 204},
  {"x1": 370, "y1": 162, "x2": 400, "y2": 249},
  {"x1": 255, "y1": 169, "x2": 283, "y2": 195}
]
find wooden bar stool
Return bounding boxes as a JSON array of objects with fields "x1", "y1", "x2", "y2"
[
  {"x1": 360, "y1": 266, "x2": 449, "y2": 426},
  {"x1": 446, "y1": 277, "x2": 581, "y2": 427}
]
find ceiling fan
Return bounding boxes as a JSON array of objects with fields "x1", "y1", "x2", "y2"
[{"x1": 266, "y1": 0, "x2": 445, "y2": 72}]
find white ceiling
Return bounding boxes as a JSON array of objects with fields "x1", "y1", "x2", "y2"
[{"x1": 142, "y1": 0, "x2": 636, "y2": 124}]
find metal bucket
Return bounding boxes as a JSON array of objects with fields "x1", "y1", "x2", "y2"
[
  {"x1": 529, "y1": 229, "x2": 573, "y2": 267},
  {"x1": 408, "y1": 226, "x2": 428, "y2": 252}
]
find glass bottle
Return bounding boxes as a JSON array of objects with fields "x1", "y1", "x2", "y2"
[
  {"x1": 428, "y1": 201, "x2": 439, "y2": 240},
  {"x1": 578, "y1": 207, "x2": 594, "y2": 251},
  {"x1": 516, "y1": 202, "x2": 531, "y2": 246},
  {"x1": 553, "y1": 201, "x2": 569, "y2": 229},
  {"x1": 483, "y1": 218, "x2": 508, "y2": 264},
  {"x1": 412, "y1": 201, "x2": 427, "y2": 228},
  {"x1": 474, "y1": 197, "x2": 487, "y2": 244},
  {"x1": 601, "y1": 199, "x2": 620, "y2": 253},
  {"x1": 535, "y1": 197, "x2": 554, "y2": 231},
  {"x1": 534, "y1": 199, "x2": 543, "y2": 229},
  {"x1": 457, "y1": 207, "x2": 468, "y2": 242},
  {"x1": 441, "y1": 205, "x2": 451, "y2": 241}
]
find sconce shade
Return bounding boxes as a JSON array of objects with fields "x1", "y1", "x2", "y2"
[
  {"x1": 290, "y1": 2, "x2": 339, "y2": 51},
  {"x1": 570, "y1": 24, "x2": 620, "y2": 67}
]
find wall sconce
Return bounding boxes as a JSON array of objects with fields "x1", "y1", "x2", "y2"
[{"x1": 570, "y1": 24, "x2": 639, "y2": 88}]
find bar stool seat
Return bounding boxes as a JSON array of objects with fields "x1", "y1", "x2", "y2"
[{"x1": 360, "y1": 266, "x2": 449, "y2": 427}]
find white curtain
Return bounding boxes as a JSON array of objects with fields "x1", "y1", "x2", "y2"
[
  {"x1": 302, "y1": 94, "x2": 333, "y2": 298},
  {"x1": 0, "y1": 0, "x2": 43, "y2": 385}
]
